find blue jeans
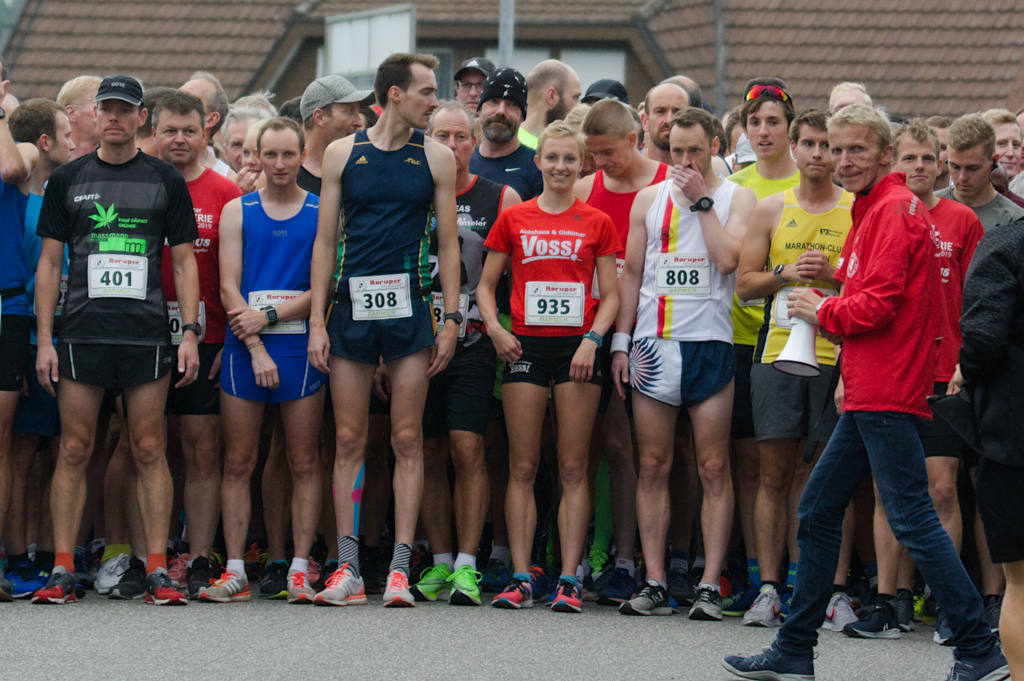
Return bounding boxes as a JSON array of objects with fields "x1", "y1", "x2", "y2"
[{"x1": 777, "y1": 411, "x2": 996, "y2": 660}]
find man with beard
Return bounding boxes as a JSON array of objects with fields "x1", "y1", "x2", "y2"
[
  {"x1": 469, "y1": 68, "x2": 542, "y2": 201},
  {"x1": 518, "y1": 60, "x2": 581, "y2": 150},
  {"x1": 640, "y1": 83, "x2": 690, "y2": 165}
]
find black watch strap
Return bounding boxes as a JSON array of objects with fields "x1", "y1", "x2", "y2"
[
  {"x1": 443, "y1": 311, "x2": 464, "y2": 326},
  {"x1": 182, "y1": 322, "x2": 201, "y2": 337},
  {"x1": 262, "y1": 306, "x2": 278, "y2": 325}
]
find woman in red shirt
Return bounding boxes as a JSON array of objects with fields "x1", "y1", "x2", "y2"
[{"x1": 477, "y1": 121, "x2": 621, "y2": 613}]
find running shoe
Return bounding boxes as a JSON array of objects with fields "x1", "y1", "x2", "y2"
[
  {"x1": 983, "y1": 594, "x2": 1002, "y2": 633},
  {"x1": 934, "y1": 611, "x2": 954, "y2": 646},
  {"x1": 313, "y1": 563, "x2": 366, "y2": 606},
  {"x1": 479, "y1": 558, "x2": 511, "y2": 593},
  {"x1": 167, "y1": 552, "x2": 189, "y2": 588},
  {"x1": 689, "y1": 585, "x2": 723, "y2": 621},
  {"x1": 447, "y1": 565, "x2": 482, "y2": 606},
  {"x1": 0, "y1": 574, "x2": 11, "y2": 602},
  {"x1": 894, "y1": 588, "x2": 916, "y2": 632},
  {"x1": 550, "y1": 578, "x2": 583, "y2": 613},
  {"x1": 199, "y1": 570, "x2": 251, "y2": 602},
  {"x1": 31, "y1": 570, "x2": 77, "y2": 604},
  {"x1": 943, "y1": 645, "x2": 1010, "y2": 681},
  {"x1": 619, "y1": 582, "x2": 673, "y2": 616},
  {"x1": 596, "y1": 567, "x2": 634, "y2": 605},
  {"x1": 144, "y1": 570, "x2": 187, "y2": 605},
  {"x1": 722, "y1": 581, "x2": 758, "y2": 617},
  {"x1": 920, "y1": 592, "x2": 938, "y2": 625},
  {"x1": 667, "y1": 565, "x2": 697, "y2": 606},
  {"x1": 722, "y1": 641, "x2": 815, "y2": 681},
  {"x1": 287, "y1": 572, "x2": 315, "y2": 604},
  {"x1": 7, "y1": 559, "x2": 45, "y2": 599},
  {"x1": 742, "y1": 584, "x2": 782, "y2": 627},
  {"x1": 243, "y1": 542, "x2": 268, "y2": 580},
  {"x1": 73, "y1": 552, "x2": 94, "y2": 591},
  {"x1": 529, "y1": 564, "x2": 553, "y2": 601},
  {"x1": 313, "y1": 559, "x2": 338, "y2": 592},
  {"x1": 821, "y1": 591, "x2": 858, "y2": 632},
  {"x1": 492, "y1": 578, "x2": 533, "y2": 609},
  {"x1": 258, "y1": 560, "x2": 288, "y2": 599},
  {"x1": 95, "y1": 553, "x2": 129, "y2": 596},
  {"x1": 843, "y1": 600, "x2": 901, "y2": 639},
  {"x1": 411, "y1": 562, "x2": 452, "y2": 602},
  {"x1": 382, "y1": 570, "x2": 415, "y2": 607},
  {"x1": 185, "y1": 556, "x2": 215, "y2": 600},
  {"x1": 109, "y1": 557, "x2": 146, "y2": 600}
]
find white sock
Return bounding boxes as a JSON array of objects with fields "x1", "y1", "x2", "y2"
[
  {"x1": 576, "y1": 563, "x2": 585, "y2": 582},
  {"x1": 615, "y1": 557, "x2": 636, "y2": 577},
  {"x1": 187, "y1": 557, "x2": 195, "y2": 568},
  {"x1": 226, "y1": 558, "x2": 245, "y2": 576},
  {"x1": 699, "y1": 581, "x2": 721, "y2": 595},
  {"x1": 139, "y1": 555, "x2": 148, "y2": 569},
  {"x1": 490, "y1": 545, "x2": 509, "y2": 566},
  {"x1": 289, "y1": 557, "x2": 308, "y2": 576},
  {"x1": 454, "y1": 553, "x2": 476, "y2": 570},
  {"x1": 433, "y1": 552, "x2": 454, "y2": 570}
]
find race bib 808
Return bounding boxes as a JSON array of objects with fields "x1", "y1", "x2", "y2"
[{"x1": 655, "y1": 253, "x2": 711, "y2": 298}]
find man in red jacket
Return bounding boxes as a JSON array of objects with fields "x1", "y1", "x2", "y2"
[{"x1": 723, "y1": 104, "x2": 1007, "y2": 681}]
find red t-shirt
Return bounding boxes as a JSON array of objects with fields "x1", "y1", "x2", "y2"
[
  {"x1": 817, "y1": 173, "x2": 942, "y2": 418},
  {"x1": 928, "y1": 198, "x2": 983, "y2": 382},
  {"x1": 161, "y1": 168, "x2": 242, "y2": 344},
  {"x1": 484, "y1": 197, "x2": 621, "y2": 337}
]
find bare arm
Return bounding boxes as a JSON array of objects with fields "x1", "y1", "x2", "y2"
[
  {"x1": 477, "y1": 250, "x2": 521, "y2": 361},
  {"x1": 170, "y1": 240, "x2": 200, "y2": 386},
  {"x1": 736, "y1": 195, "x2": 788, "y2": 300},
  {"x1": 217, "y1": 198, "x2": 246, "y2": 317},
  {"x1": 425, "y1": 139, "x2": 460, "y2": 377},
  {"x1": 613, "y1": 187, "x2": 654, "y2": 332},
  {"x1": 34, "y1": 237, "x2": 64, "y2": 395},
  {"x1": 500, "y1": 186, "x2": 522, "y2": 211},
  {"x1": 0, "y1": 79, "x2": 28, "y2": 185}
]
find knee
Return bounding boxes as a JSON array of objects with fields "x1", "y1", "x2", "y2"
[
  {"x1": 130, "y1": 434, "x2": 165, "y2": 468},
  {"x1": 929, "y1": 480, "x2": 958, "y2": 519},
  {"x1": 222, "y1": 450, "x2": 257, "y2": 481},
  {"x1": 334, "y1": 428, "x2": 366, "y2": 461},
  {"x1": 559, "y1": 456, "x2": 588, "y2": 488},
  {"x1": 637, "y1": 451, "x2": 671, "y2": 484},
  {"x1": 185, "y1": 443, "x2": 220, "y2": 478},
  {"x1": 698, "y1": 455, "x2": 730, "y2": 488},
  {"x1": 451, "y1": 442, "x2": 485, "y2": 478},
  {"x1": 508, "y1": 456, "x2": 538, "y2": 486},
  {"x1": 60, "y1": 432, "x2": 94, "y2": 468},
  {"x1": 288, "y1": 450, "x2": 319, "y2": 480},
  {"x1": 390, "y1": 428, "x2": 421, "y2": 461},
  {"x1": 760, "y1": 467, "x2": 790, "y2": 496}
]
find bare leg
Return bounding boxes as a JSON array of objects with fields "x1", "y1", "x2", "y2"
[
  {"x1": 280, "y1": 390, "x2": 325, "y2": 561},
  {"x1": 552, "y1": 381, "x2": 601, "y2": 575},
  {"x1": 501, "y1": 382, "x2": 549, "y2": 574},
  {"x1": 689, "y1": 381, "x2": 735, "y2": 585},
  {"x1": 219, "y1": 392, "x2": 265, "y2": 561}
]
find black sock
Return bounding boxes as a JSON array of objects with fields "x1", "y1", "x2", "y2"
[{"x1": 35, "y1": 550, "x2": 55, "y2": 571}]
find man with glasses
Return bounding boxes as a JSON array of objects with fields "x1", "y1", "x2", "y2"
[{"x1": 454, "y1": 58, "x2": 494, "y2": 112}]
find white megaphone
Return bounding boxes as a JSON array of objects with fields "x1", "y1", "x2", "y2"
[{"x1": 773, "y1": 317, "x2": 820, "y2": 377}]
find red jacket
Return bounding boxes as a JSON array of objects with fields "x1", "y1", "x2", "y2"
[{"x1": 817, "y1": 173, "x2": 942, "y2": 418}]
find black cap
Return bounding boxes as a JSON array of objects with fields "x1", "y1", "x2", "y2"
[
  {"x1": 94, "y1": 75, "x2": 143, "y2": 106},
  {"x1": 583, "y1": 79, "x2": 629, "y2": 105},
  {"x1": 454, "y1": 57, "x2": 496, "y2": 81},
  {"x1": 478, "y1": 67, "x2": 527, "y2": 116}
]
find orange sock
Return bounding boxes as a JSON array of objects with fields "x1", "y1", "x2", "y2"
[
  {"x1": 54, "y1": 552, "x2": 75, "y2": 573},
  {"x1": 147, "y1": 553, "x2": 167, "y2": 574}
]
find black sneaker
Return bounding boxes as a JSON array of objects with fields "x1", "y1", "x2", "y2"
[
  {"x1": 259, "y1": 560, "x2": 288, "y2": 599},
  {"x1": 667, "y1": 565, "x2": 697, "y2": 606},
  {"x1": 185, "y1": 556, "x2": 214, "y2": 600},
  {"x1": 983, "y1": 594, "x2": 1002, "y2": 633},
  {"x1": 109, "y1": 557, "x2": 146, "y2": 600},
  {"x1": 688, "y1": 585, "x2": 723, "y2": 621},
  {"x1": 843, "y1": 599, "x2": 901, "y2": 639},
  {"x1": 894, "y1": 589, "x2": 915, "y2": 632},
  {"x1": 619, "y1": 582, "x2": 673, "y2": 616}
]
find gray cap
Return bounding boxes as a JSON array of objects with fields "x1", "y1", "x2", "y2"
[{"x1": 300, "y1": 75, "x2": 374, "y2": 122}]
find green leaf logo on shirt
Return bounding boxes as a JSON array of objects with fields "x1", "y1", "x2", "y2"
[{"x1": 89, "y1": 202, "x2": 118, "y2": 229}]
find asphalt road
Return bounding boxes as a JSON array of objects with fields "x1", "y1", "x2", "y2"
[{"x1": 0, "y1": 591, "x2": 958, "y2": 681}]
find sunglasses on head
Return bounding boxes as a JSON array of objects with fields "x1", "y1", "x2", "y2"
[{"x1": 745, "y1": 84, "x2": 790, "y2": 103}]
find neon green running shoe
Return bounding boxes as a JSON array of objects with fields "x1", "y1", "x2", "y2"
[
  {"x1": 411, "y1": 563, "x2": 452, "y2": 602},
  {"x1": 447, "y1": 564, "x2": 483, "y2": 606}
]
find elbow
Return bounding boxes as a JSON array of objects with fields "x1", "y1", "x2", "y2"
[
  {"x1": 2, "y1": 165, "x2": 27, "y2": 186},
  {"x1": 717, "y1": 258, "x2": 739, "y2": 276},
  {"x1": 735, "y1": 276, "x2": 753, "y2": 300}
]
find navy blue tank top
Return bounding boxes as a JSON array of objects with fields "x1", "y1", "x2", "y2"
[
  {"x1": 336, "y1": 128, "x2": 434, "y2": 299},
  {"x1": 225, "y1": 190, "x2": 319, "y2": 357}
]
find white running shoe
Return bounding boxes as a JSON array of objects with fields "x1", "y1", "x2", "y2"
[
  {"x1": 743, "y1": 584, "x2": 783, "y2": 627},
  {"x1": 313, "y1": 563, "x2": 367, "y2": 606},
  {"x1": 383, "y1": 569, "x2": 415, "y2": 607},
  {"x1": 198, "y1": 571, "x2": 251, "y2": 602},
  {"x1": 95, "y1": 553, "x2": 129, "y2": 596},
  {"x1": 822, "y1": 591, "x2": 859, "y2": 632}
]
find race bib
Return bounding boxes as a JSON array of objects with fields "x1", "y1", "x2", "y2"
[
  {"x1": 592, "y1": 258, "x2": 625, "y2": 300},
  {"x1": 738, "y1": 295, "x2": 765, "y2": 308},
  {"x1": 655, "y1": 253, "x2": 711, "y2": 298},
  {"x1": 349, "y1": 274, "x2": 412, "y2": 321},
  {"x1": 248, "y1": 290, "x2": 306, "y2": 334},
  {"x1": 167, "y1": 301, "x2": 206, "y2": 344},
  {"x1": 773, "y1": 287, "x2": 835, "y2": 330},
  {"x1": 432, "y1": 291, "x2": 469, "y2": 339},
  {"x1": 56, "y1": 274, "x2": 68, "y2": 315},
  {"x1": 524, "y1": 281, "x2": 585, "y2": 327},
  {"x1": 87, "y1": 253, "x2": 147, "y2": 300}
]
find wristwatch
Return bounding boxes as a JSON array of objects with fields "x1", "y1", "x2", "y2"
[
  {"x1": 773, "y1": 264, "x2": 786, "y2": 283},
  {"x1": 690, "y1": 196, "x2": 714, "y2": 212},
  {"x1": 262, "y1": 306, "x2": 278, "y2": 325},
  {"x1": 583, "y1": 330, "x2": 604, "y2": 347},
  {"x1": 182, "y1": 322, "x2": 202, "y2": 338},
  {"x1": 443, "y1": 311, "x2": 464, "y2": 326}
]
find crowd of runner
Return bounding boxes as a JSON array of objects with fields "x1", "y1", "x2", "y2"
[{"x1": 0, "y1": 50, "x2": 1020, "y2": 681}]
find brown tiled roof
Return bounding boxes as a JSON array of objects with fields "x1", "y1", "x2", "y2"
[
  {"x1": 309, "y1": 1, "x2": 647, "y2": 24},
  {"x1": 3, "y1": 0, "x2": 298, "y2": 100}
]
